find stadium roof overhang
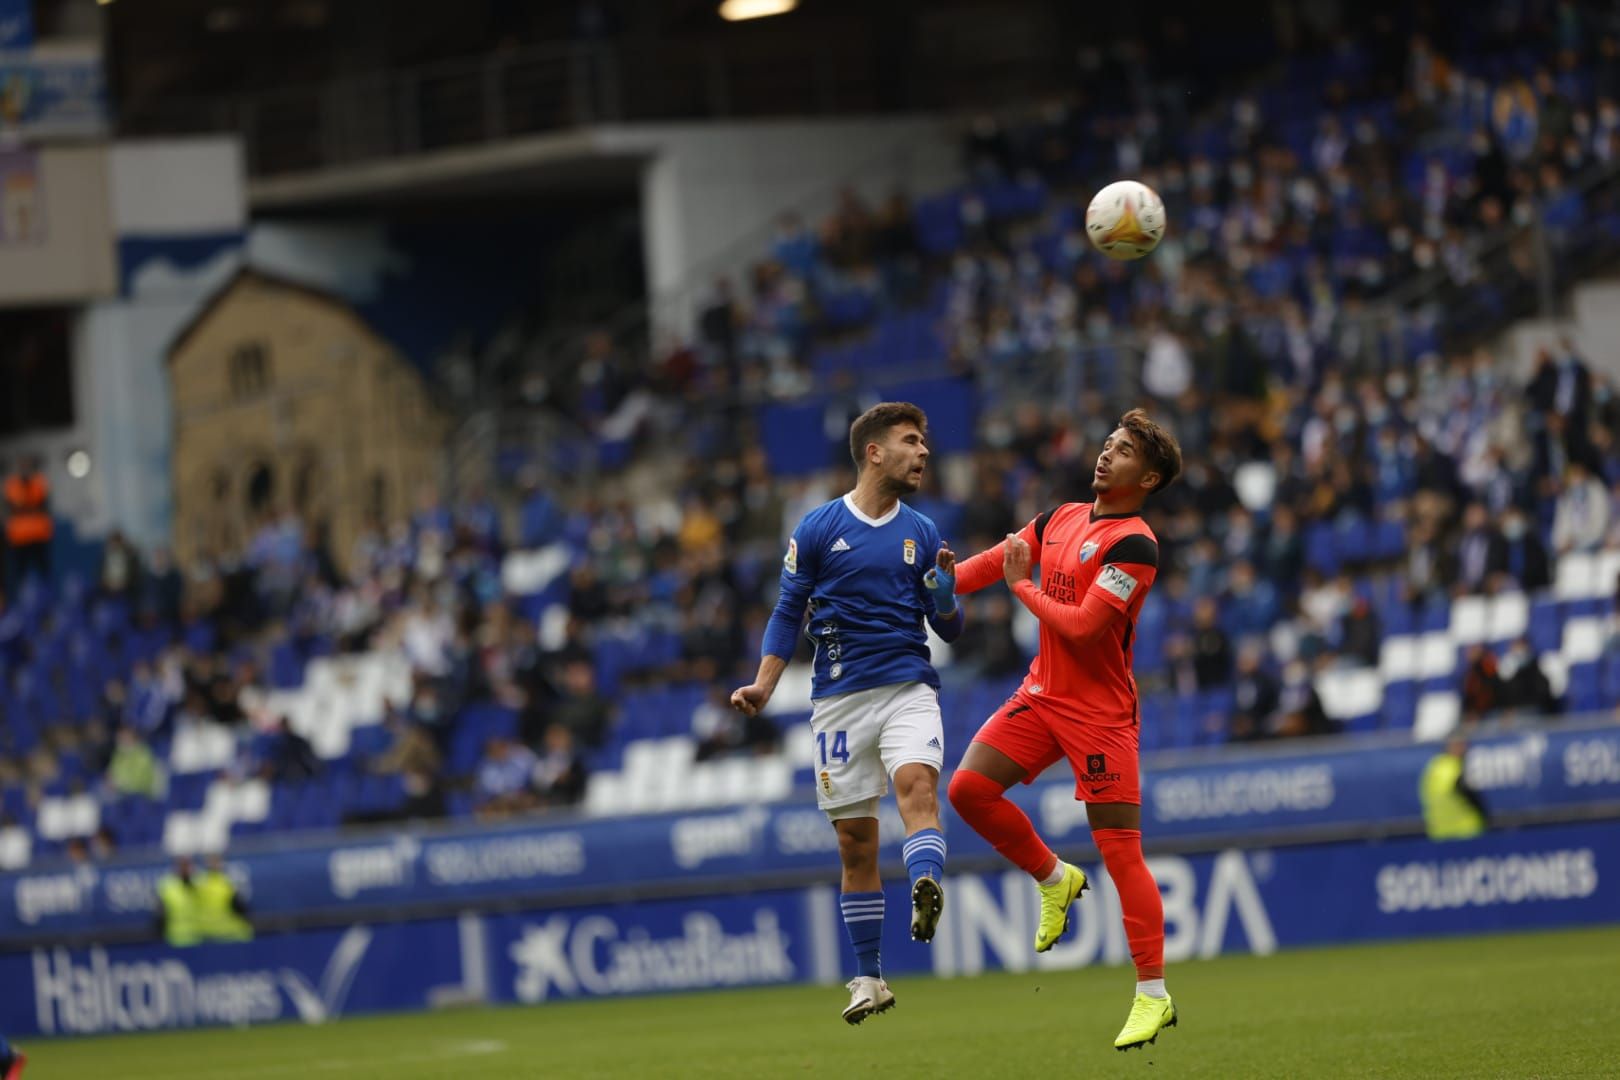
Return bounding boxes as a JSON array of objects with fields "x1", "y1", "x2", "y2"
[{"x1": 247, "y1": 127, "x2": 653, "y2": 213}]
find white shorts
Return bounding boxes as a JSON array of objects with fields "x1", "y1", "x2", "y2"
[{"x1": 809, "y1": 681, "x2": 944, "y2": 821}]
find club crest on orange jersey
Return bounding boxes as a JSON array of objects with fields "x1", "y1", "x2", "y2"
[
  {"x1": 1080, "y1": 541, "x2": 1098, "y2": 563},
  {"x1": 903, "y1": 538, "x2": 917, "y2": 565}
]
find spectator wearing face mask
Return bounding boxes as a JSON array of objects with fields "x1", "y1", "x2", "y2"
[
  {"x1": 1498, "y1": 638, "x2": 1561, "y2": 715},
  {"x1": 1552, "y1": 461, "x2": 1609, "y2": 554},
  {"x1": 1497, "y1": 507, "x2": 1551, "y2": 591}
]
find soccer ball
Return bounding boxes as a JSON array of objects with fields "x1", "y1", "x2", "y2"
[{"x1": 1085, "y1": 180, "x2": 1166, "y2": 260}]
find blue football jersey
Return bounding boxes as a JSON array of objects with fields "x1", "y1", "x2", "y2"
[{"x1": 766, "y1": 494, "x2": 944, "y2": 699}]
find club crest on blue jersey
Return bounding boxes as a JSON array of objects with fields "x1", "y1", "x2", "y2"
[
  {"x1": 903, "y1": 539, "x2": 917, "y2": 565},
  {"x1": 1080, "y1": 541, "x2": 1099, "y2": 563}
]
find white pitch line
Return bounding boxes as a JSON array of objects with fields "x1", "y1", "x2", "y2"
[{"x1": 110, "y1": 1037, "x2": 511, "y2": 1080}]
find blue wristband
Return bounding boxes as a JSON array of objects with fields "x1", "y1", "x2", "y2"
[{"x1": 924, "y1": 567, "x2": 958, "y2": 615}]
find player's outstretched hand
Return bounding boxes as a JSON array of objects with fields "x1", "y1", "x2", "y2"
[
  {"x1": 1003, "y1": 532, "x2": 1033, "y2": 587},
  {"x1": 924, "y1": 541, "x2": 958, "y2": 615},
  {"x1": 730, "y1": 683, "x2": 770, "y2": 717}
]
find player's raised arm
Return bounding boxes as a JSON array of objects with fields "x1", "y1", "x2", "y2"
[
  {"x1": 951, "y1": 508, "x2": 1055, "y2": 595},
  {"x1": 1004, "y1": 531, "x2": 1158, "y2": 644},
  {"x1": 732, "y1": 525, "x2": 817, "y2": 717}
]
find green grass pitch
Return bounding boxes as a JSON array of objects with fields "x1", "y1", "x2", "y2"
[{"x1": 30, "y1": 925, "x2": 1620, "y2": 1079}]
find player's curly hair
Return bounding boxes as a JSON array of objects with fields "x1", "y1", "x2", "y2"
[
  {"x1": 1118, "y1": 408, "x2": 1182, "y2": 492},
  {"x1": 849, "y1": 401, "x2": 928, "y2": 470}
]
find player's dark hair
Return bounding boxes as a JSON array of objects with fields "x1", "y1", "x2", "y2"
[
  {"x1": 1118, "y1": 408, "x2": 1182, "y2": 492},
  {"x1": 849, "y1": 402, "x2": 928, "y2": 471}
]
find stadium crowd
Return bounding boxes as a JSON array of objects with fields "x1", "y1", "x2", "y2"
[{"x1": 4, "y1": 6, "x2": 1620, "y2": 855}]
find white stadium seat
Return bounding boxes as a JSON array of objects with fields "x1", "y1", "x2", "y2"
[
  {"x1": 1485, "y1": 591, "x2": 1529, "y2": 642},
  {"x1": 1449, "y1": 595, "x2": 1488, "y2": 645},
  {"x1": 754, "y1": 759, "x2": 794, "y2": 803},
  {"x1": 1555, "y1": 552, "x2": 1601, "y2": 600},
  {"x1": 501, "y1": 543, "x2": 573, "y2": 596},
  {"x1": 644, "y1": 738, "x2": 697, "y2": 811},
  {"x1": 685, "y1": 763, "x2": 725, "y2": 808},
  {"x1": 1379, "y1": 636, "x2": 1420, "y2": 681},
  {"x1": 303, "y1": 657, "x2": 338, "y2": 695},
  {"x1": 1540, "y1": 652, "x2": 1570, "y2": 698},
  {"x1": 37, "y1": 795, "x2": 101, "y2": 841},
  {"x1": 1598, "y1": 550, "x2": 1620, "y2": 599},
  {"x1": 1413, "y1": 693, "x2": 1461, "y2": 742},
  {"x1": 761, "y1": 666, "x2": 813, "y2": 718},
  {"x1": 1314, "y1": 667, "x2": 1383, "y2": 720},
  {"x1": 1417, "y1": 633, "x2": 1459, "y2": 680},
  {"x1": 163, "y1": 812, "x2": 200, "y2": 856},
  {"x1": 230, "y1": 779, "x2": 271, "y2": 822},
  {"x1": 1562, "y1": 617, "x2": 1607, "y2": 665},
  {"x1": 34, "y1": 798, "x2": 67, "y2": 840},
  {"x1": 719, "y1": 758, "x2": 756, "y2": 804},
  {"x1": 0, "y1": 826, "x2": 30, "y2": 870},
  {"x1": 584, "y1": 771, "x2": 627, "y2": 817}
]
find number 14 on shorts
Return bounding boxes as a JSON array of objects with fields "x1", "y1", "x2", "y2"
[{"x1": 817, "y1": 730, "x2": 850, "y2": 764}]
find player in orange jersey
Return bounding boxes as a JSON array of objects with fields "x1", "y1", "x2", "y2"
[{"x1": 945, "y1": 408, "x2": 1183, "y2": 1051}]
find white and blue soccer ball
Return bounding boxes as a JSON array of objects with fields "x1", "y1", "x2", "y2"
[{"x1": 1085, "y1": 179, "x2": 1167, "y2": 260}]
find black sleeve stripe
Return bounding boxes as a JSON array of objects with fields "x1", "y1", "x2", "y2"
[
  {"x1": 1033, "y1": 507, "x2": 1059, "y2": 544},
  {"x1": 1102, "y1": 533, "x2": 1158, "y2": 568}
]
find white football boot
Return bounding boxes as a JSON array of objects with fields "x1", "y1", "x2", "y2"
[{"x1": 841, "y1": 976, "x2": 896, "y2": 1025}]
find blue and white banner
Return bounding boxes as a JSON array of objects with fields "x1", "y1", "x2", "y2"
[
  {"x1": 1, "y1": 821, "x2": 1615, "y2": 1037},
  {"x1": 3, "y1": 723, "x2": 1618, "y2": 944},
  {"x1": 0, "y1": 44, "x2": 108, "y2": 139},
  {"x1": 0, "y1": 0, "x2": 32, "y2": 51},
  {"x1": 0, "y1": 0, "x2": 29, "y2": 51}
]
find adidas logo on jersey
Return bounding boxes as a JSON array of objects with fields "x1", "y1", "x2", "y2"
[
  {"x1": 926, "y1": 737, "x2": 941, "y2": 749},
  {"x1": 831, "y1": 538, "x2": 851, "y2": 553}
]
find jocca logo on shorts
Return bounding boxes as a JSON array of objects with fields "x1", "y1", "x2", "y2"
[{"x1": 1083, "y1": 754, "x2": 1121, "y2": 781}]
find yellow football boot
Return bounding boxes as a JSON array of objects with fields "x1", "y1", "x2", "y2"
[
  {"x1": 1114, "y1": 991, "x2": 1177, "y2": 1051},
  {"x1": 1034, "y1": 862, "x2": 1088, "y2": 952}
]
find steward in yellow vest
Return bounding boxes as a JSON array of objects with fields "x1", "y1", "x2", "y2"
[
  {"x1": 1420, "y1": 735, "x2": 1489, "y2": 841},
  {"x1": 157, "y1": 855, "x2": 253, "y2": 947}
]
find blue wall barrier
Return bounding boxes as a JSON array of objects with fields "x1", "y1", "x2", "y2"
[
  {"x1": 3, "y1": 819, "x2": 1615, "y2": 1037},
  {"x1": 3, "y1": 722, "x2": 1618, "y2": 944}
]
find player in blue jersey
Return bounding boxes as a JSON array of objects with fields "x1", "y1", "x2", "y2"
[{"x1": 731, "y1": 401, "x2": 963, "y2": 1025}]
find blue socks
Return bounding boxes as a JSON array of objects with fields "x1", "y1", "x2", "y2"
[
  {"x1": 840, "y1": 891, "x2": 884, "y2": 978},
  {"x1": 841, "y1": 830, "x2": 946, "y2": 978},
  {"x1": 904, "y1": 828, "x2": 947, "y2": 889}
]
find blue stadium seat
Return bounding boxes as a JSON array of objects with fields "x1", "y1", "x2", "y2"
[
  {"x1": 1343, "y1": 711, "x2": 1381, "y2": 734},
  {"x1": 1304, "y1": 523, "x2": 1338, "y2": 575},
  {"x1": 1, "y1": 786, "x2": 31, "y2": 825},
  {"x1": 269, "y1": 641, "x2": 304, "y2": 690},
  {"x1": 1382, "y1": 601, "x2": 1416, "y2": 636},
  {"x1": 1373, "y1": 520, "x2": 1407, "y2": 561},
  {"x1": 348, "y1": 724, "x2": 393, "y2": 762},
  {"x1": 1529, "y1": 599, "x2": 1564, "y2": 655},
  {"x1": 167, "y1": 772, "x2": 211, "y2": 811},
  {"x1": 1419, "y1": 596, "x2": 1452, "y2": 633},
  {"x1": 1568, "y1": 662, "x2": 1603, "y2": 714},
  {"x1": 1334, "y1": 520, "x2": 1374, "y2": 567},
  {"x1": 1381, "y1": 681, "x2": 1419, "y2": 729},
  {"x1": 1601, "y1": 653, "x2": 1620, "y2": 702}
]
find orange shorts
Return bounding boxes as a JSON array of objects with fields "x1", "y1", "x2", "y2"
[{"x1": 973, "y1": 690, "x2": 1141, "y2": 804}]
